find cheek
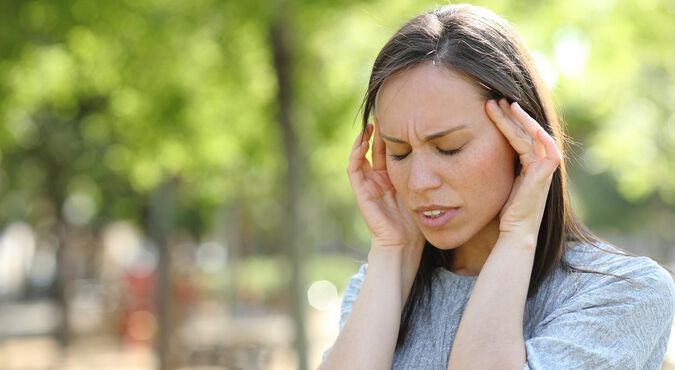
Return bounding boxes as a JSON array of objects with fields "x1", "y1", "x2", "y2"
[
  {"x1": 386, "y1": 160, "x2": 408, "y2": 194},
  {"x1": 461, "y1": 140, "x2": 516, "y2": 210}
]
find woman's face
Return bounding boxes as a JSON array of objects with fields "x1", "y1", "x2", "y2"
[{"x1": 375, "y1": 63, "x2": 516, "y2": 249}]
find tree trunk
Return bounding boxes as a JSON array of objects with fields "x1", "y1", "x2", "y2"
[
  {"x1": 53, "y1": 220, "x2": 71, "y2": 348},
  {"x1": 149, "y1": 179, "x2": 175, "y2": 370},
  {"x1": 269, "y1": 4, "x2": 309, "y2": 370}
]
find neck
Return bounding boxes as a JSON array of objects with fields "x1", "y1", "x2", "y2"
[{"x1": 449, "y1": 217, "x2": 500, "y2": 276}]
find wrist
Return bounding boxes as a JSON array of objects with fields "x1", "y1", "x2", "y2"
[
  {"x1": 369, "y1": 240, "x2": 424, "y2": 296},
  {"x1": 496, "y1": 231, "x2": 537, "y2": 251},
  {"x1": 368, "y1": 244, "x2": 404, "y2": 264}
]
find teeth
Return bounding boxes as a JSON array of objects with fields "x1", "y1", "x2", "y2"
[{"x1": 423, "y1": 210, "x2": 445, "y2": 218}]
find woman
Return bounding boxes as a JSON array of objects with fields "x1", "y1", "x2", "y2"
[{"x1": 319, "y1": 4, "x2": 675, "y2": 370}]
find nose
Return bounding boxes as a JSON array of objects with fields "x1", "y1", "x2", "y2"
[{"x1": 407, "y1": 152, "x2": 442, "y2": 193}]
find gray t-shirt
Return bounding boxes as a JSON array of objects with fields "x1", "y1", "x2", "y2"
[{"x1": 323, "y1": 243, "x2": 675, "y2": 369}]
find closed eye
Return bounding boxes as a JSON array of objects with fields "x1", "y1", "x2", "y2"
[
  {"x1": 389, "y1": 146, "x2": 462, "y2": 161},
  {"x1": 438, "y1": 147, "x2": 462, "y2": 156},
  {"x1": 389, "y1": 153, "x2": 409, "y2": 161}
]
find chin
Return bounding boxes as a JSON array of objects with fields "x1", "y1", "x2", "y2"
[
  {"x1": 422, "y1": 230, "x2": 469, "y2": 250},
  {"x1": 424, "y1": 214, "x2": 501, "y2": 251}
]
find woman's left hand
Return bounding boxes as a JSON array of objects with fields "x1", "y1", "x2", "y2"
[{"x1": 485, "y1": 98, "x2": 562, "y2": 243}]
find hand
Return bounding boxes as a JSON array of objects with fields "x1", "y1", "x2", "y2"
[
  {"x1": 347, "y1": 123, "x2": 425, "y2": 251},
  {"x1": 485, "y1": 99, "x2": 562, "y2": 242}
]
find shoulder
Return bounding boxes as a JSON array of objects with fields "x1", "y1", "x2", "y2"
[
  {"x1": 560, "y1": 241, "x2": 674, "y2": 320},
  {"x1": 564, "y1": 241, "x2": 674, "y2": 294},
  {"x1": 523, "y1": 242, "x2": 674, "y2": 368}
]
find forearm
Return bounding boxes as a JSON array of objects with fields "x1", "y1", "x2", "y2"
[
  {"x1": 447, "y1": 234, "x2": 536, "y2": 370},
  {"x1": 320, "y1": 246, "x2": 405, "y2": 370}
]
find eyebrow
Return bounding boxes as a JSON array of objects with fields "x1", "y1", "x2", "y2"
[{"x1": 380, "y1": 125, "x2": 467, "y2": 144}]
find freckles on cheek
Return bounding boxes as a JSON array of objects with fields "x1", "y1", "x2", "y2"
[
  {"x1": 386, "y1": 165, "x2": 407, "y2": 194},
  {"x1": 470, "y1": 147, "x2": 515, "y2": 204}
]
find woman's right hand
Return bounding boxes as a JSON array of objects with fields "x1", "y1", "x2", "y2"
[
  {"x1": 321, "y1": 124, "x2": 422, "y2": 369},
  {"x1": 347, "y1": 123, "x2": 425, "y2": 296}
]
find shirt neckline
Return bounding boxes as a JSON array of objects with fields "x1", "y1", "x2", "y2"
[{"x1": 434, "y1": 266, "x2": 479, "y2": 282}]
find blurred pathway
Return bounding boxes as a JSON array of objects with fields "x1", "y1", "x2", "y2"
[{"x1": 0, "y1": 306, "x2": 672, "y2": 369}]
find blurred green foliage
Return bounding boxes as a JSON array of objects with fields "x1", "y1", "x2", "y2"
[{"x1": 0, "y1": 0, "x2": 674, "y2": 258}]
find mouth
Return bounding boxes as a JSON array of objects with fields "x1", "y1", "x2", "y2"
[
  {"x1": 422, "y1": 210, "x2": 446, "y2": 218},
  {"x1": 415, "y1": 206, "x2": 460, "y2": 229}
]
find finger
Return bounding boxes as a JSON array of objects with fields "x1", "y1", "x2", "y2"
[
  {"x1": 372, "y1": 122, "x2": 387, "y2": 171},
  {"x1": 486, "y1": 99, "x2": 531, "y2": 155},
  {"x1": 498, "y1": 99, "x2": 541, "y2": 150},
  {"x1": 538, "y1": 129, "x2": 562, "y2": 170},
  {"x1": 510, "y1": 102, "x2": 546, "y2": 159},
  {"x1": 519, "y1": 129, "x2": 562, "y2": 185},
  {"x1": 347, "y1": 126, "x2": 373, "y2": 181},
  {"x1": 350, "y1": 126, "x2": 372, "y2": 167},
  {"x1": 510, "y1": 102, "x2": 541, "y2": 138},
  {"x1": 530, "y1": 127, "x2": 547, "y2": 160},
  {"x1": 351, "y1": 124, "x2": 371, "y2": 152},
  {"x1": 347, "y1": 141, "x2": 370, "y2": 188},
  {"x1": 491, "y1": 99, "x2": 550, "y2": 161}
]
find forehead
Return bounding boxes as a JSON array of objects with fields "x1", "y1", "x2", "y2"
[{"x1": 375, "y1": 63, "x2": 486, "y2": 130}]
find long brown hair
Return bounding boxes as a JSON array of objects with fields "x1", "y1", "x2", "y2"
[{"x1": 360, "y1": 4, "x2": 635, "y2": 349}]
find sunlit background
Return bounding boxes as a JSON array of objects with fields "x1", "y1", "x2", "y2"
[{"x1": 0, "y1": 0, "x2": 674, "y2": 369}]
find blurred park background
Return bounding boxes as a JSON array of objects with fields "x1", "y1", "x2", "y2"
[{"x1": 0, "y1": 0, "x2": 674, "y2": 369}]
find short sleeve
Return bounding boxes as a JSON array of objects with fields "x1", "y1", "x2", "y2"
[
  {"x1": 320, "y1": 263, "x2": 368, "y2": 363},
  {"x1": 338, "y1": 263, "x2": 368, "y2": 330},
  {"x1": 523, "y1": 263, "x2": 675, "y2": 370}
]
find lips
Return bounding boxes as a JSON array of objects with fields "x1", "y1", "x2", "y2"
[{"x1": 414, "y1": 206, "x2": 459, "y2": 229}]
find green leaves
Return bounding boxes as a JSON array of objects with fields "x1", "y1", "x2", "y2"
[{"x1": 0, "y1": 0, "x2": 673, "y2": 239}]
